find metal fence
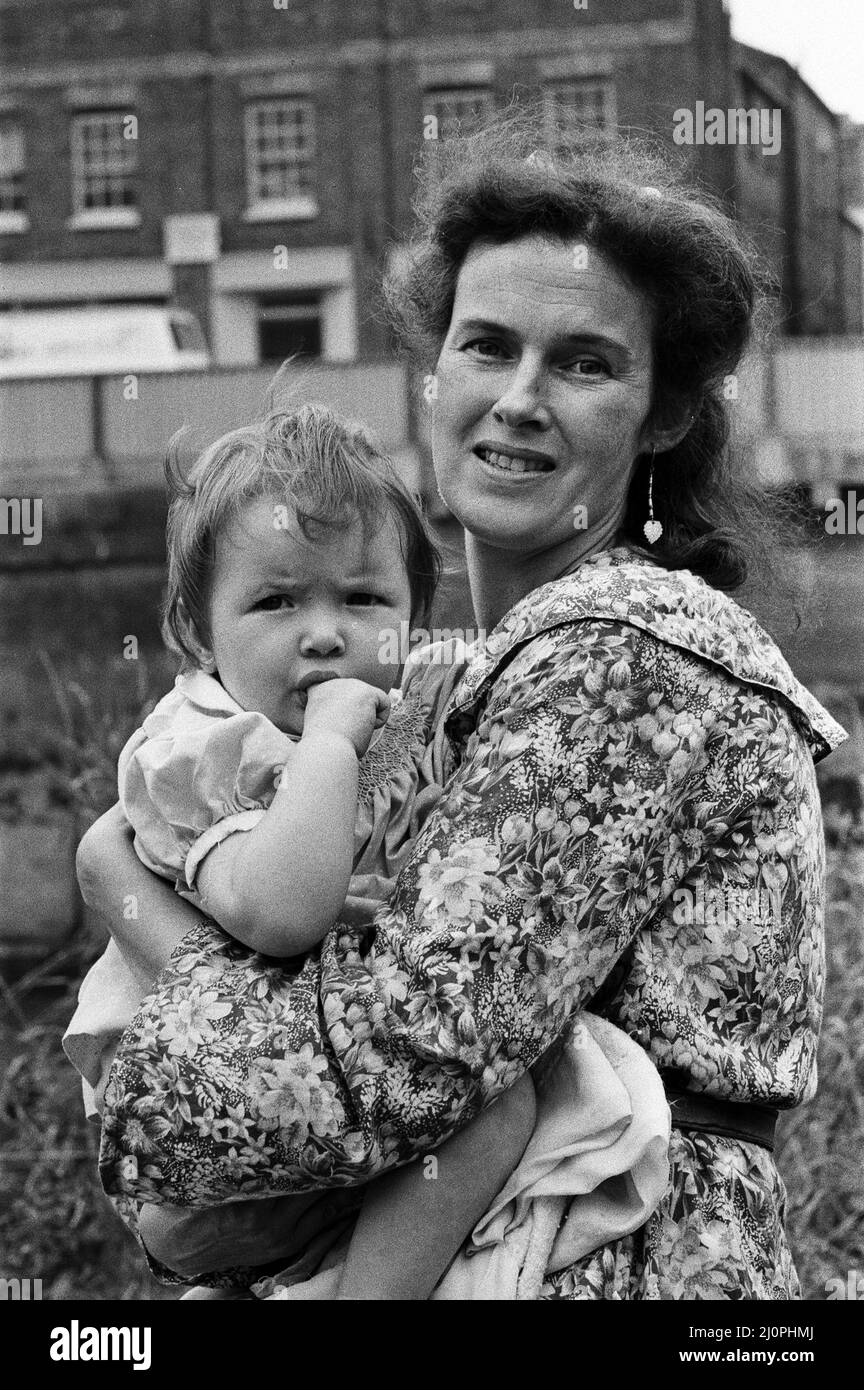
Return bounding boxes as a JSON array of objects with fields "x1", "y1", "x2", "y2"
[{"x1": 0, "y1": 361, "x2": 414, "y2": 489}]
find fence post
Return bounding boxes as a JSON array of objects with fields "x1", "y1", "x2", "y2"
[{"x1": 91, "y1": 374, "x2": 105, "y2": 469}]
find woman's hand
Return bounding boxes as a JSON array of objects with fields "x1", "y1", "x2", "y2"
[{"x1": 77, "y1": 802, "x2": 204, "y2": 978}]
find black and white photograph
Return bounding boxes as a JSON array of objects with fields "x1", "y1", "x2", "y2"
[{"x1": 1, "y1": 0, "x2": 862, "y2": 1345}]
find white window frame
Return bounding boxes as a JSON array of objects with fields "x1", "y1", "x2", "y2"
[
  {"x1": 212, "y1": 247, "x2": 357, "y2": 364},
  {"x1": 0, "y1": 122, "x2": 28, "y2": 233},
  {"x1": 68, "y1": 109, "x2": 140, "y2": 229},
  {"x1": 243, "y1": 98, "x2": 318, "y2": 222},
  {"x1": 425, "y1": 87, "x2": 495, "y2": 142},
  {"x1": 543, "y1": 79, "x2": 617, "y2": 142}
]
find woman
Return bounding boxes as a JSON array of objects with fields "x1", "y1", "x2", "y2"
[{"x1": 78, "y1": 115, "x2": 846, "y2": 1299}]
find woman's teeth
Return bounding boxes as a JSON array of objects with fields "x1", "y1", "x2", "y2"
[{"x1": 478, "y1": 449, "x2": 553, "y2": 474}]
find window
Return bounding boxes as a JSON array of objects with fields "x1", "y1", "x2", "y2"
[
  {"x1": 0, "y1": 122, "x2": 26, "y2": 230},
  {"x1": 257, "y1": 296, "x2": 322, "y2": 362},
  {"x1": 739, "y1": 83, "x2": 783, "y2": 169},
  {"x1": 70, "y1": 109, "x2": 139, "y2": 226},
  {"x1": 426, "y1": 87, "x2": 494, "y2": 140},
  {"x1": 244, "y1": 100, "x2": 317, "y2": 220},
  {"x1": 544, "y1": 80, "x2": 616, "y2": 142},
  {"x1": 169, "y1": 314, "x2": 207, "y2": 353}
]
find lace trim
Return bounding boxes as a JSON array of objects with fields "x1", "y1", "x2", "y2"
[{"x1": 357, "y1": 690, "x2": 430, "y2": 802}]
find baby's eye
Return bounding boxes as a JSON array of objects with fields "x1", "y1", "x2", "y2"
[
  {"x1": 255, "y1": 594, "x2": 293, "y2": 611},
  {"x1": 346, "y1": 592, "x2": 382, "y2": 607}
]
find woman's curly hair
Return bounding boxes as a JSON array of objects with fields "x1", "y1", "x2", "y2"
[{"x1": 384, "y1": 105, "x2": 809, "y2": 628}]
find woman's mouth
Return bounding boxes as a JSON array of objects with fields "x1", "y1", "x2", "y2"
[{"x1": 474, "y1": 446, "x2": 555, "y2": 475}]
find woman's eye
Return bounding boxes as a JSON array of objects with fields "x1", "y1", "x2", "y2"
[
  {"x1": 568, "y1": 358, "x2": 609, "y2": 377},
  {"x1": 464, "y1": 338, "x2": 507, "y2": 359},
  {"x1": 346, "y1": 592, "x2": 381, "y2": 607}
]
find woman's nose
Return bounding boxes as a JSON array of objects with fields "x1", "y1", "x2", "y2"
[{"x1": 491, "y1": 363, "x2": 553, "y2": 431}]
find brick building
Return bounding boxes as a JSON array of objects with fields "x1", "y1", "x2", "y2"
[
  {"x1": 0, "y1": 0, "x2": 860, "y2": 369},
  {"x1": 840, "y1": 119, "x2": 864, "y2": 327},
  {"x1": 733, "y1": 41, "x2": 863, "y2": 335}
]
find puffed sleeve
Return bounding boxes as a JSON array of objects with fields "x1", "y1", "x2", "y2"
[
  {"x1": 102, "y1": 621, "x2": 761, "y2": 1201},
  {"x1": 118, "y1": 704, "x2": 297, "y2": 897},
  {"x1": 400, "y1": 635, "x2": 472, "y2": 714},
  {"x1": 400, "y1": 635, "x2": 472, "y2": 805}
]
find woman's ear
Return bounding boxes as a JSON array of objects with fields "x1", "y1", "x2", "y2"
[
  {"x1": 652, "y1": 421, "x2": 695, "y2": 454},
  {"x1": 640, "y1": 401, "x2": 697, "y2": 457}
]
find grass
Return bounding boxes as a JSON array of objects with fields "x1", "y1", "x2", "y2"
[
  {"x1": 0, "y1": 652, "x2": 862, "y2": 1300},
  {"x1": 0, "y1": 652, "x2": 176, "y2": 1299},
  {"x1": 774, "y1": 823, "x2": 864, "y2": 1296}
]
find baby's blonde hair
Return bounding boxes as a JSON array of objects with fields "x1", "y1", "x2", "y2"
[{"x1": 162, "y1": 404, "x2": 440, "y2": 667}]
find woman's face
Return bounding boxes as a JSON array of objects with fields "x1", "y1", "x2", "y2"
[{"x1": 431, "y1": 234, "x2": 658, "y2": 553}]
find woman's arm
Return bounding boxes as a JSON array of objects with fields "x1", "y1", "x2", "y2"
[
  {"x1": 335, "y1": 1073, "x2": 536, "y2": 1299},
  {"x1": 77, "y1": 804, "x2": 203, "y2": 978},
  {"x1": 100, "y1": 623, "x2": 751, "y2": 1204}
]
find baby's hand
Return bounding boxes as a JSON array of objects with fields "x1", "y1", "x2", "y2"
[{"x1": 302, "y1": 678, "x2": 391, "y2": 758}]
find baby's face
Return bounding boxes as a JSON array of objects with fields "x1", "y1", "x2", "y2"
[{"x1": 205, "y1": 496, "x2": 413, "y2": 735}]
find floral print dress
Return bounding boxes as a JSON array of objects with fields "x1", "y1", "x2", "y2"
[{"x1": 99, "y1": 548, "x2": 846, "y2": 1299}]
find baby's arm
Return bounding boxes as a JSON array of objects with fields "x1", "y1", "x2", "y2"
[
  {"x1": 195, "y1": 678, "x2": 389, "y2": 957},
  {"x1": 335, "y1": 1073, "x2": 536, "y2": 1300}
]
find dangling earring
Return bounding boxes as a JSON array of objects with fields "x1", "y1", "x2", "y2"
[{"x1": 643, "y1": 447, "x2": 662, "y2": 545}]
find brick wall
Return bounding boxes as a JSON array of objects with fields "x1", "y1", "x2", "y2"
[
  {"x1": 0, "y1": 0, "x2": 857, "y2": 342},
  {"x1": 0, "y1": 0, "x2": 206, "y2": 63}
]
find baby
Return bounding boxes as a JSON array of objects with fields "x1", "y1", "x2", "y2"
[{"x1": 66, "y1": 404, "x2": 535, "y2": 1298}]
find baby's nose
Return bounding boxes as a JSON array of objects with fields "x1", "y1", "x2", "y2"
[{"x1": 300, "y1": 623, "x2": 345, "y2": 656}]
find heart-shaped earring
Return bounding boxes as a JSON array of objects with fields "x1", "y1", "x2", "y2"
[{"x1": 642, "y1": 446, "x2": 662, "y2": 545}]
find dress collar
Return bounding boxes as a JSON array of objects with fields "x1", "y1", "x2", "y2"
[
  {"x1": 173, "y1": 669, "x2": 248, "y2": 717},
  {"x1": 448, "y1": 547, "x2": 847, "y2": 763}
]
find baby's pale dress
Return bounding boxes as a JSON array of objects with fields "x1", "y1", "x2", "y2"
[{"x1": 64, "y1": 644, "x2": 468, "y2": 1112}]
